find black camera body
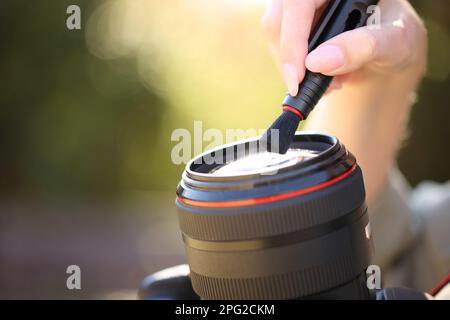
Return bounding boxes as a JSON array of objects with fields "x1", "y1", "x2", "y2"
[{"x1": 139, "y1": 264, "x2": 428, "y2": 300}]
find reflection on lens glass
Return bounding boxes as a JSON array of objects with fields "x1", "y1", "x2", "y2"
[{"x1": 210, "y1": 149, "x2": 319, "y2": 177}]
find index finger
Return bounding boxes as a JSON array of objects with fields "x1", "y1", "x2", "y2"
[{"x1": 280, "y1": 0, "x2": 328, "y2": 96}]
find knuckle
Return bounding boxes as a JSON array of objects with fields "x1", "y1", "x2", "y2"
[
  {"x1": 379, "y1": 14, "x2": 428, "y2": 71},
  {"x1": 398, "y1": 17, "x2": 426, "y2": 64},
  {"x1": 382, "y1": 25, "x2": 411, "y2": 68},
  {"x1": 260, "y1": 13, "x2": 278, "y2": 39}
]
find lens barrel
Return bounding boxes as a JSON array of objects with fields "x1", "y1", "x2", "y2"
[{"x1": 176, "y1": 133, "x2": 373, "y2": 299}]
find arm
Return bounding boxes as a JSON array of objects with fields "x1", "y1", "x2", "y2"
[{"x1": 261, "y1": 0, "x2": 427, "y2": 205}]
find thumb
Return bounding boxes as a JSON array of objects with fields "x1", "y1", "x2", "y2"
[{"x1": 305, "y1": 23, "x2": 412, "y2": 76}]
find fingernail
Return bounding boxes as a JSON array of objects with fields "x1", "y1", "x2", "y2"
[
  {"x1": 306, "y1": 45, "x2": 345, "y2": 73},
  {"x1": 283, "y1": 64, "x2": 299, "y2": 96}
]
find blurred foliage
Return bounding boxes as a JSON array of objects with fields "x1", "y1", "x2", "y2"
[
  {"x1": 0, "y1": 1, "x2": 168, "y2": 200},
  {"x1": 398, "y1": 0, "x2": 450, "y2": 186},
  {"x1": 0, "y1": 0, "x2": 448, "y2": 203}
]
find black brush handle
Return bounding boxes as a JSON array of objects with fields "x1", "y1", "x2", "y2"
[{"x1": 283, "y1": 0, "x2": 379, "y2": 119}]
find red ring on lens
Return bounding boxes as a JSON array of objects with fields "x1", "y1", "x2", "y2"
[{"x1": 178, "y1": 164, "x2": 356, "y2": 208}]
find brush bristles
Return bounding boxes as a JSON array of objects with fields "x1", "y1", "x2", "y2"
[{"x1": 260, "y1": 111, "x2": 301, "y2": 154}]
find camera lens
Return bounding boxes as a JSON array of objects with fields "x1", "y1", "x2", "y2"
[{"x1": 176, "y1": 133, "x2": 373, "y2": 299}]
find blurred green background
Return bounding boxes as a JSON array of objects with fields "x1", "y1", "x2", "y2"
[
  {"x1": 0, "y1": 0, "x2": 448, "y2": 298},
  {"x1": 1, "y1": 0, "x2": 449, "y2": 201}
]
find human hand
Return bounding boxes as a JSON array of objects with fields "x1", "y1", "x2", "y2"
[{"x1": 261, "y1": 0, "x2": 427, "y2": 96}]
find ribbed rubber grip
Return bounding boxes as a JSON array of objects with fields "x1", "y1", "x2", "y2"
[
  {"x1": 282, "y1": 72, "x2": 332, "y2": 119},
  {"x1": 189, "y1": 255, "x2": 358, "y2": 300}
]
